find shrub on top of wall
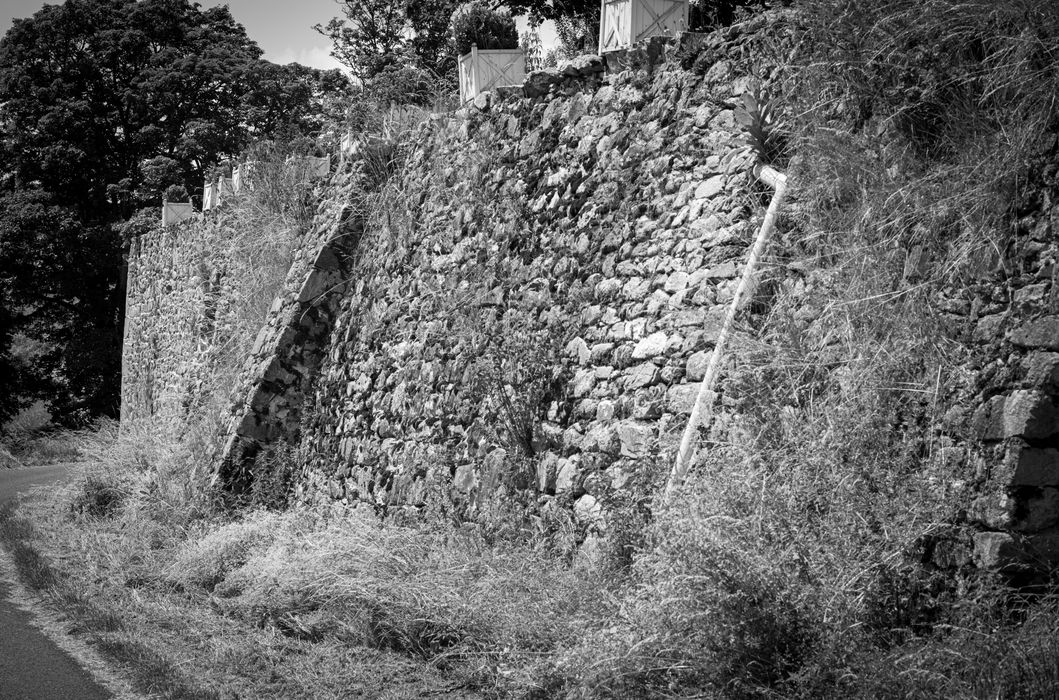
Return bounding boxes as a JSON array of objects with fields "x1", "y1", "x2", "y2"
[
  {"x1": 450, "y1": 1, "x2": 519, "y2": 56},
  {"x1": 163, "y1": 184, "x2": 190, "y2": 203}
]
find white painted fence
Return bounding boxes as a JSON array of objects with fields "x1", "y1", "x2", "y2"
[
  {"x1": 306, "y1": 155, "x2": 330, "y2": 179},
  {"x1": 161, "y1": 201, "x2": 195, "y2": 226},
  {"x1": 202, "y1": 181, "x2": 218, "y2": 211},
  {"x1": 286, "y1": 155, "x2": 331, "y2": 180},
  {"x1": 598, "y1": 0, "x2": 688, "y2": 53},
  {"x1": 458, "y1": 45, "x2": 526, "y2": 103},
  {"x1": 164, "y1": 153, "x2": 331, "y2": 225},
  {"x1": 233, "y1": 161, "x2": 260, "y2": 193}
]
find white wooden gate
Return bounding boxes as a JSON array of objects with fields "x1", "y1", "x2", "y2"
[
  {"x1": 161, "y1": 202, "x2": 194, "y2": 226},
  {"x1": 202, "y1": 181, "x2": 218, "y2": 211},
  {"x1": 233, "y1": 161, "x2": 259, "y2": 192},
  {"x1": 286, "y1": 155, "x2": 331, "y2": 181},
  {"x1": 458, "y1": 46, "x2": 527, "y2": 103},
  {"x1": 598, "y1": 0, "x2": 688, "y2": 53},
  {"x1": 216, "y1": 176, "x2": 235, "y2": 206}
]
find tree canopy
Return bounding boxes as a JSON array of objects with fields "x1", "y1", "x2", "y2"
[
  {"x1": 0, "y1": 0, "x2": 350, "y2": 425},
  {"x1": 317, "y1": 0, "x2": 462, "y2": 85}
]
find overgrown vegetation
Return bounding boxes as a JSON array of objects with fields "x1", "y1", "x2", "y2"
[
  {"x1": 5, "y1": 1, "x2": 1059, "y2": 698},
  {"x1": 450, "y1": 2, "x2": 519, "y2": 55},
  {"x1": 0, "y1": 0, "x2": 351, "y2": 426}
]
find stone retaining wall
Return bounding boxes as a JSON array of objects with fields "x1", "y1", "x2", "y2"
[
  {"x1": 294, "y1": 37, "x2": 771, "y2": 518},
  {"x1": 121, "y1": 17, "x2": 1059, "y2": 573}
]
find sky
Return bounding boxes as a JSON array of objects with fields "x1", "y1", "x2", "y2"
[{"x1": 0, "y1": 1, "x2": 556, "y2": 73}]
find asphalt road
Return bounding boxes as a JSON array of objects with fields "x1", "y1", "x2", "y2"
[{"x1": 1, "y1": 463, "x2": 112, "y2": 700}]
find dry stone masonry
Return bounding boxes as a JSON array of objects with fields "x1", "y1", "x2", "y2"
[
  {"x1": 121, "y1": 18, "x2": 1059, "y2": 575},
  {"x1": 216, "y1": 173, "x2": 360, "y2": 490},
  {"x1": 293, "y1": 44, "x2": 764, "y2": 517},
  {"x1": 122, "y1": 218, "x2": 234, "y2": 429}
]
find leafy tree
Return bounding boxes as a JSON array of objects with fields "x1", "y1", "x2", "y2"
[
  {"x1": 0, "y1": 305, "x2": 26, "y2": 425},
  {"x1": 502, "y1": 0, "x2": 598, "y2": 24},
  {"x1": 0, "y1": 190, "x2": 122, "y2": 423},
  {"x1": 244, "y1": 62, "x2": 351, "y2": 139},
  {"x1": 318, "y1": 0, "x2": 464, "y2": 84},
  {"x1": 316, "y1": 0, "x2": 410, "y2": 82},
  {"x1": 689, "y1": 0, "x2": 772, "y2": 29},
  {"x1": 407, "y1": 0, "x2": 462, "y2": 77},
  {"x1": 0, "y1": 0, "x2": 350, "y2": 424},
  {"x1": 450, "y1": 1, "x2": 520, "y2": 56}
]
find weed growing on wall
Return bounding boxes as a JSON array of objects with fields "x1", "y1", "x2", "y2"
[
  {"x1": 239, "y1": 138, "x2": 337, "y2": 229},
  {"x1": 789, "y1": 0, "x2": 1059, "y2": 285}
]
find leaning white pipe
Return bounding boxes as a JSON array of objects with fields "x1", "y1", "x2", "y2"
[{"x1": 663, "y1": 163, "x2": 788, "y2": 503}]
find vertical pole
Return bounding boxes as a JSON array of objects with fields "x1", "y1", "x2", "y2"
[
  {"x1": 471, "y1": 44, "x2": 479, "y2": 101},
  {"x1": 663, "y1": 164, "x2": 788, "y2": 503},
  {"x1": 598, "y1": 0, "x2": 607, "y2": 54}
]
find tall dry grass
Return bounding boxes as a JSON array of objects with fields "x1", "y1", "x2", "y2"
[{"x1": 7, "y1": 4, "x2": 1059, "y2": 697}]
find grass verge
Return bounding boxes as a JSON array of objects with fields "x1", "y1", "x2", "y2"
[{"x1": 6, "y1": 422, "x2": 1059, "y2": 699}]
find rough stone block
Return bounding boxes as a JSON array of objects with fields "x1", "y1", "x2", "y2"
[
  {"x1": 630, "y1": 391, "x2": 663, "y2": 420},
  {"x1": 626, "y1": 362, "x2": 661, "y2": 389},
  {"x1": 1009, "y1": 316, "x2": 1059, "y2": 350},
  {"x1": 1027, "y1": 531, "x2": 1059, "y2": 563},
  {"x1": 596, "y1": 399, "x2": 616, "y2": 421},
  {"x1": 454, "y1": 463, "x2": 476, "y2": 492},
  {"x1": 595, "y1": 277, "x2": 622, "y2": 300},
  {"x1": 1014, "y1": 487, "x2": 1059, "y2": 532},
  {"x1": 663, "y1": 271, "x2": 689, "y2": 293},
  {"x1": 562, "y1": 425, "x2": 584, "y2": 453},
  {"x1": 694, "y1": 175, "x2": 725, "y2": 199},
  {"x1": 705, "y1": 260, "x2": 740, "y2": 279},
  {"x1": 686, "y1": 350, "x2": 710, "y2": 381},
  {"x1": 667, "y1": 384, "x2": 699, "y2": 416},
  {"x1": 631, "y1": 331, "x2": 667, "y2": 360},
  {"x1": 573, "y1": 494, "x2": 603, "y2": 525},
  {"x1": 1009, "y1": 445, "x2": 1059, "y2": 487},
  {"x1": 583, "y1": 423, "x2": 620, "y2": 456},
  {"x1": 261, "y1": 357, "x2": 295, "y2": 385},
  {"x1": 574, "y1": 399, "x2": 600, "y2": 420},
  {"x1": 566, "y1": 337, "x2": 591, "y2": 365},
  {"x1": 556, "y1": 457, "x2": 580, "y2": 492},
  {"x1": 1023, "y1": 352, "x2": 1059, "y2": 389},
  {"x1": 972, "y1": 531, "x2": 1024, "y2": 569},
  {"x1": 622, "y1": 277, "x2": 651, "y2": 301},
  {"x1": 537, "y1": 452, "x2": 559, "y2": 492},
  {"x1": 297, "y1": 268, "x2": 341, "y2": 303},
  {"x1": 618, "y1": 421, "x2": 654, "y2": 458},
  {"x1": 314, "y1": 245, "x2": 340, "y2": 272},
  {"x1": 572, "y1": 368, "x2": 596, "y2": 397},
  {"x1": 590, "y1": 342, "x2": 615, "y2": 363},
  {"x1": 974, "y1": 390, "x2": 1058, "y2": 440},
  {"x1": 973, "y1": 313, "x2": 1006, "y2": 343},
  {"x1": 1005, "y1": 390, "x2": 1058, "y2": 439}
]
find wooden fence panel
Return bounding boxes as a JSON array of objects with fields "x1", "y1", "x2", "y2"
[
  {"x1": 459, "y1": 46, "x2": 526, "y2": 103},
  {"x1": 161, "y1": 202, "x2": 195, "y2": 226},
  {"x1": 599, "y1": 0, "x2": 688, "y2": 53},
  {"x1": 286, "y1": 155, "x2": 331, "y2": 181},
  {"x1": 202, "y1": 182, "x2": 218, "y2": 211}
]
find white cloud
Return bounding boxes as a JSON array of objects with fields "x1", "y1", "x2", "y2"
[{"x1": 268, "y1": 45, "x2": 346, "y2": 73}]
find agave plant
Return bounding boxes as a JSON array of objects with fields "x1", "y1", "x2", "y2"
[{"x1": 733, "y1": 82, "x2": 787, "y2": 165}]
